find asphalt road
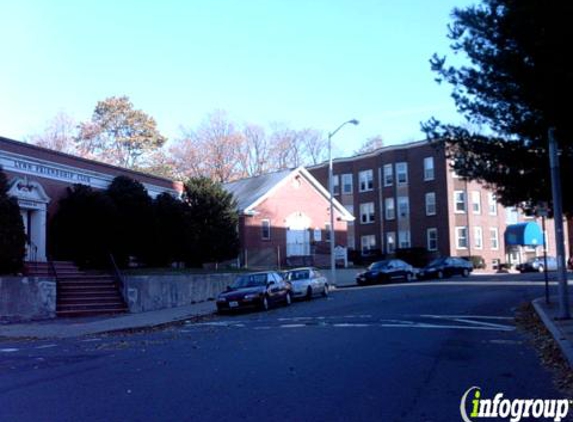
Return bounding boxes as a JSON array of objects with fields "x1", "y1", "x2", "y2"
[{"x1": 0, "y1": 276, "x2": 568, "y2": 422}]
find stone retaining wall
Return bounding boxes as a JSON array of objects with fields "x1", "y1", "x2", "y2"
[{"x1": 0, "y1": 277, "x2": 57, "y2": 321}]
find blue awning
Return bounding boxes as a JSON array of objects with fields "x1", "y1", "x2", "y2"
[{"x1": 504, "y1": 222, "x2": 543, "y2": 246}]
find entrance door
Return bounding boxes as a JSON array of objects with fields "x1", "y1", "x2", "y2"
[{"x1": 287, "y1": 229, "x2": 310, "y2": 256}]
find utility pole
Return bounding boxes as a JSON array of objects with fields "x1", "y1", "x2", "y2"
[{"x1": 548, "y1": 128, "x2": 570, "y2": 319}]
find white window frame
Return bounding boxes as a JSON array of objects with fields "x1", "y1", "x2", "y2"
[
  {"x1": 398, "y1": 230, "x2": 411, "y2": 249},
  {"x1": 261, "y1": 219, "x2": 271, "y2": 240},
  {"x1": 427, "y1": 228, "x2": 438, "y2": 251},
  {"x1": 386, "y1": 232, "x2": 396, "y2": 254},
  {"x1": 396, "y1": 162, "x2": 408, "y2": 185},
  {"x1": 361, "y1": 235, "x2": 376, "y2": 254},
  {"x1": 332, "y1": 175, "x2": 340, "y2": 195},
  {"x1": 342, "y1": 173, "x2": 353, "y2": 194},
  {"x1": 488, "y1": 192, "x2": 497, "y2": 215},
  {"x1": 454, "y1": 190, "x2": 466, "y2": 213},
  {"x1": 471, "y1": 191, "x2": 481, "y2": 214},
  {"x1": 506, "y1": 207, "x2": 519, "y2": 224},
  {"x1": 383, "y1": 164, "x2": 393, "y2": 187},
  {"x1": 455, "y1": 226, "x2": 468, "y2": 249},
  {"x1": 474, "y1": 226, "x2": 483, "y2": 249},
  {"x1": 360, "y1": 202, "x2": 375, "y2": 224},
  {"x1": 423, "y1": 157, "x2": 435, "y2": 181},
  {"x1": 359, "y1": 169, "x2": 374, "y2": 192},
  {"x1": 425, "y1": 192, "x2": 436, "y2": 216},
  {"x1": 398, "y1": 196, "x2": 409, "y2": 219},
  {"x1": 490, "y1": 227, "x2": 499, "y2": 250},
  {"x1": 385, "y1": 197, "x2": 395, "y2": 220}
]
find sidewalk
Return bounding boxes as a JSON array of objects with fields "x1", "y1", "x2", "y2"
[
  {"x1": 532, "y1": 297, "x2": 573, "y2": 369},
  {"x1": 0, "y1": 301, "x2": 216, "y2": 340}
]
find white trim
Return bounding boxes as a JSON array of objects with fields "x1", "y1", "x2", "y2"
[
  {"x1": 244, "y1": 167, "x2": 355, "y2": 222},
  {"x1": 427, "y1": 228, "x2": 438, "y2": 251},
  {"x1": 0, "y1": 149, "x2": 177, "y2": 198}
]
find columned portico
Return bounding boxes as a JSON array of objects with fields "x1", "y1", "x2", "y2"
[{"x1": 8, "y1": 177, "x2": 51, "y2": 262}]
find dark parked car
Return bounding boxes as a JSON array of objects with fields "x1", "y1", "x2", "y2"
[
  {"x1": 417, "y1": 257, "x2": 473, "y2": 280},
  {"x1": 216, "y1": 271, "x2": 292, "y2": 313},
  {"x1": 516, "y1": 256, "x2": 558, "y2": 273},
  {"x1": 356, "y1": 259, "x2": 414, "y2": 285}
]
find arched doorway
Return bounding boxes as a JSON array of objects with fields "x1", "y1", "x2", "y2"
[{"x1": 8, "y1": 177, "x2": 51, "y2": 262}]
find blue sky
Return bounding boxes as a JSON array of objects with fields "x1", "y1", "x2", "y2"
[{"x1": 0, "y1": 0, "x2": 475, "y2": 156}]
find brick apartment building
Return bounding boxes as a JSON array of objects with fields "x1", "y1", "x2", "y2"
[{"x1": 309, "y1": 139, "x2": 570, "y2": 270}]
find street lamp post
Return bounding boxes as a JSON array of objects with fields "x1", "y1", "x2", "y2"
[{"x1": 328, "y1": 119, "x2": 359, "y2": 287}]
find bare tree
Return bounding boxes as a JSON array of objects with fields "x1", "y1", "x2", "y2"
[
  {"x1": 240, "y1": 124, "x2": 271, "y2": 176},
  {"x1": 27, "y1": 111, "x2": 78, "y2": 154},
  {"x1": 299, "y1": 128, "x2": 327, "y2": 165},
  {"x1": 354, "y1": 135, "x2": 384, "y2": 155},
  {"x1": 175, "y1": 110, "x2": 244, "y2": 183}
]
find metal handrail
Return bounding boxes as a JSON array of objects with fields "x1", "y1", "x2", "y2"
[{"x1": 109, "y1": 253, "x2": 126, "y2": 301}]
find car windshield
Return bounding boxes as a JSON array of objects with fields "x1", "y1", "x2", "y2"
[
  {"x1": 428, "y1": 258, "x2": 447, "y2": 267},
  {"x1": 285, "y1": 270, "x2": 310, "y2": 281},
  {"x1": 231, "y1": 274, "x2": 267, "y2": 288},
  {"x1": 369, "y1": 261, "x2": 390, "y2": 270}
]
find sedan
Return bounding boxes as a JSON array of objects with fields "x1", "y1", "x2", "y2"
[
  {"x1": 356, "y1": 259, "x2": 414, "y2": 285},
  {"x1": 283, "y1": 267, "x2": 329, "y2": 300},
  {"x1": 516, "y1": 256, "x2": 558, "y2": 273},
  {"x1": 417, "y1": 257, "x2": 473, "y2": 280},
  {"x1": 216, "y1": 271, "x2": 292, "y2": 313}
]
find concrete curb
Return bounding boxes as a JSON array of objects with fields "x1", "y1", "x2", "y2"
[{"x1": 531, "y1": 297, "x2": 573, "y2": 370}]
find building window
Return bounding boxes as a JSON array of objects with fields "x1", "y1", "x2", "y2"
[
  {"x1": 325, "y1": 222, "x2": 331, "y2": 242},
  {"x1": 361, "y1": 235, "x2": 376, "y2": 254},
  {"x1": 383, "y1": 164, "x2": 393, "y2": 187},
  {"x1": 345, "y1": 204, "x2": 354, "y2": 226},
  {"x1": 360, "y1": 202, "x2": 375, "y2": 224},
  {"x1": 385, "y1": 197, "x2": 395, "y2": 220},
  {"x1": 342, "y1": 174, "x2": 353, "y2": 194},
  {"x1": 488, "y1": 192, "x2": 497, "y2": 215},
  {"x1": 386, "y1": 232, "x2": 396, "y2": 254},
  {"x1": 427, "y1": 228, "x2": 438, "y2": 251},
  {"x1": 471, "y1": 191, "x2": 481, "y2": 214},
  {"x1": 332, "y1": 175, "x2": 340, "y2": 195},
  {"x1": 261, "y1": 219, "x2": 271, "y2": 240},
  {"x1": 425, "y1": 192, "x2": 436, "y2": 216},
  {"x1": 424, "y1": 157, "x2": 434, "y2": 181},
  {"x1": 397, "y1": 196, "x2": 409, "y2": 219},
  {"x1": 359, "y1": 170, "x2": 374, "y2": 192},
  {"x1": 474, "y1": 226, "x2": 483, "y2": 249},
  {"x1": 454, "y1": 190, "x2": 466, "y2": 213},
  {"x1": 506, "y1": 207, "x2": 519, "y2": 224},
  {"x1": 396, "y1": 162, "x2": 408, "y2": 185},
  {"x1": 455, "y1": 226, "x2": 468, "y2": 249},
  {"x1": 398, "y1": 230, "x2": 411, "y2": 248},
  {"x1": 490, "y1": 227, "x2": 499, "y2": 250}
]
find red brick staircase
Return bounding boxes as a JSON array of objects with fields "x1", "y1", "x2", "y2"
[{"x1": 25, "y1": 261, "x2": 128, "y2": 317}]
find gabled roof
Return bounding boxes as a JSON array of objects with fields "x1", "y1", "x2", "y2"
[{"x1": 224, "y1": 167, "x2": 354, "y2": 221}]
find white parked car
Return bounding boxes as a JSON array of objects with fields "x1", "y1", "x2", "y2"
[{"x1": 283, "y1": 267, "x2": 329, "y2": 300}]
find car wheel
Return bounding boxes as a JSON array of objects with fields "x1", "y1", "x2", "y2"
[
  {"x1": 285, "y1": 292, "x2": 292, "y2": 306},
  {"x1": 538, "y1": 265, "x2": 544, "y2": 273},
  {"x1": 462, "y1": 268, "x2": 470, "y2": 277},
  {"x1": 306, "y1": 287, "x2": 313, "y2": 301},
  {"x1": 437, "y1": 270, "x2": 444, "y2": 279},
  {"x1": 406, "y1": 272, "x2": 414, "y2": 282},
  {"x1": 322, "y1": 284, "x2": 329, "y2": 297},
  {"x1": 261, "y1": 295, "x2": 270, "y2": 311}
]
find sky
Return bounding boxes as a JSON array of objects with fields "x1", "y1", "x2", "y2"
[{"x1": 0, "y1": 0, "x2": 476, "y2": 157}]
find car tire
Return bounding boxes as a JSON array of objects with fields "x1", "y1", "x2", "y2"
[
  {"x1": 261, "y1": 296, "x2": 270, "y2": 311},
  {"x1": 306, "y1": 287, "x2": 313, "y2": 301},
  {"x1": 285, "y1": 292, "x2": 292, "y2": 306},
  {"x1": 538, "y1": 265, "x2": 544, "y2": 273},
  {"x1": 322, "y1": 284, "x2": 329, "y2": 297},
  {"x1": 437, "y1": 270, "x2": 444, "y2": 279},
  {"x1": 406, "y1": 272, "x2": 414, "y2": 282},
  {"x1": 462, "y1": 268, "x2": 470, "y2": 277}
]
